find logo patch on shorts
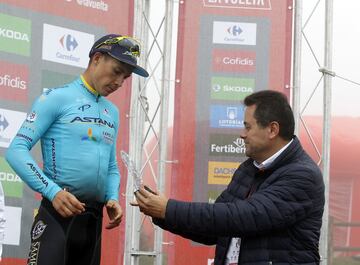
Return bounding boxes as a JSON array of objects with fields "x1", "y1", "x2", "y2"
[
  {"x1": 27, "y1": 241, "x2": 40, "y2": 265},
  {"x1": 32, "y1": 220, "x2": 47, "y2": 240}
]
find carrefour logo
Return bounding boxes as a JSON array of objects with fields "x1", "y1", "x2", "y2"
[
  {"x1": 60, "y1": 34, "x2": 78, "y2": 51},
  {"x1": 0, "y1": 14, "x2": 31, "y2": 56},
  {"x1": 42, "y1": 24, "x2": 94, "y2": 68},
  {"x1": 228, "y1": 25, "x2": 242, "y2": 36},
  {"x1": 211, "y1": 77, "x2": 254, "y2": 101},
  {"x1": 0, "y1": 115, "x2": 9, "y2": 132},
  {"x1": 0, "y1": 108, "x2": 27, "y2": 148},
  {"x1": 213, "y1": 21, "x2": 257, "y2": 45}
]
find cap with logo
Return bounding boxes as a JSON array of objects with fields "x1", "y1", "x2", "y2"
[{"x1": 89, "y1": 34, "x2": 149, "y2": 77}]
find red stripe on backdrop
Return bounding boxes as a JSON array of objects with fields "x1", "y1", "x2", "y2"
[
  {"x1": 170, "y1": 1, "x2": 294, "y2": 264},
  {"x1": 1, "y1": 0, "x2": 134, "y2": 264},
  {"x1": 1, "y1": 0, "x2": 132, "y2": 30},
  {"x1": 1, "y1": 258, "x2": 26, "y2": 265}
]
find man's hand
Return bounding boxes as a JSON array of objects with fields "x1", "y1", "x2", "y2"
[
  {"x1": 105, "y1": 200, "x2": 123, "y2": 229},
  {"x1": 52, "y1": 190, "x2": 85, "y2": 218},
  {"x1": 131, "y1": 186, "x2": 168, "y2": 219}
]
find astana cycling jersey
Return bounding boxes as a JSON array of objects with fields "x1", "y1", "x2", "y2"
[{"x1": 6, "y1": 77, "x2": 120, "y2": 203}]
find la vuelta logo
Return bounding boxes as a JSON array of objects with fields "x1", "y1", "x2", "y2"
[{"x1": 203, "y1": 0, "x2": 272, "y2": 10}]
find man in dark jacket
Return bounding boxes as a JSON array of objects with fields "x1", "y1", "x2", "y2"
[{"x1": 132, "y1": 90, "x2": 325, "y2": 265}]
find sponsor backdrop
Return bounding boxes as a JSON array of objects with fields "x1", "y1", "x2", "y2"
[
  {"x1": 169, "y1": 1, "x2": 293, "y2": 264},
  {"x1": 0, "y1": 1, "x2": 133, "y2": 264}
]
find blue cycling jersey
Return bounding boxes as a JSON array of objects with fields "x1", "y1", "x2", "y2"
[{"x1": 6, "y1": 76, "x2": 120, "y2": 203}]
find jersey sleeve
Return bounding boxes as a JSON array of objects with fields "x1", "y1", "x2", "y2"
[
  {"x1": 5, "y1": 90, "x2": 63, "y2": 201},
  {"x1": 105, "y1": 108, "x2": 121, "y2": 202}
]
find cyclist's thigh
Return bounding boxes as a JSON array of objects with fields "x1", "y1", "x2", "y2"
[{"x1": 26, "y1": 203, "x2": 67, "y2": 265}]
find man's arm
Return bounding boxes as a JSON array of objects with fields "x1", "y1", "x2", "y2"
[
  {"x1": 133, "y1": 168, "x2": 324, "y2": 238},
  {"x1": 133, "y1": 187, "x2": 217, "y2": 245}
]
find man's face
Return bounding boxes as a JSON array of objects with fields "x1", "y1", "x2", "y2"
[
  {"x1": 92, "y1": 53, "x2": 132, "y2": 96},
  {"x1": 240, "y1": 104, "x2": 272, "y2": 163}
]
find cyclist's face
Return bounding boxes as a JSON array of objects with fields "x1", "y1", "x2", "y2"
[{"x1": 92, "y1": 53, "x2": 132, "y2": 96}]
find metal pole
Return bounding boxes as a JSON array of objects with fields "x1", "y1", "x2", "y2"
[
  {"x1": 320, "y1": 0, "x2": 333, "y2": 264},
  {"x1": 124, "y1": 0, "x2": 149, "y2": 264},
  {"x1": 154, "y1": 0, "x2": 174, "y2": 264},
  {"x1": 292, "y1": 0, "x2": 302, "y2": 136}
]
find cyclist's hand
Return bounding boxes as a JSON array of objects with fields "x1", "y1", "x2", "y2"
[
  {"x1": 52, "y1": 190, "x2": 85, "y2": 217},
  {"x1": 105, "y1": 200, "x2": 123, "y2": 229}
]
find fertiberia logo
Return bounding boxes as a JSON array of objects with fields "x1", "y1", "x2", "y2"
[{"x1": 0, "y1": 13, "x2": 31, "y2": 56}]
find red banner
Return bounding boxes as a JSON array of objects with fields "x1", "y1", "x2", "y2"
[
  {"x1": 170, "y1": 1, "x2": 294, "y2": 264},
  {"x1": 0, "y1": 1, "x2": 134, "y2": 264}
]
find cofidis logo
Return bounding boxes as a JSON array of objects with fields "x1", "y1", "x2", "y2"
[
  {"x1": 212, "y1": 49, "x2": 256, "y2": 73},
  {"x1": 0, "y1": 13, "x2": 31, "y2": 56},
  {"x1": 0, "y1": 60, "x2": 28, "y2": 103},
  {"x1": 211, "y1": 76, "x2": 254, "y2": 101},
  {"x1": 42, "y1": 24, "x2": 94, "y2": 68},
  {"x1": 210, "y1": 104, "x2": 244, "y2": 128},
  {"x1": 0, "y1": 157, "x2": 23, "y2": 198}
]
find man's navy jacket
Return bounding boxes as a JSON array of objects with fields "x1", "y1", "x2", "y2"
[{"x1": 154, "y1": 136, "x2": 325, "y2": 265}]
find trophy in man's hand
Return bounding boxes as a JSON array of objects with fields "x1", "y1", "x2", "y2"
[{"x1": 120, "y1": 150, "x2": 156, "y2": 194}]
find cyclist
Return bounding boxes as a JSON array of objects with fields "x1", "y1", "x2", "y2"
[{"x1": 6, "y1": 34, "x2": 149, "y2": 265}]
